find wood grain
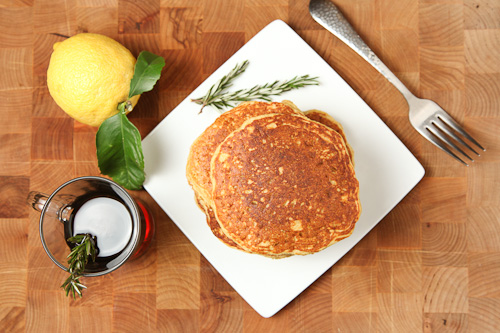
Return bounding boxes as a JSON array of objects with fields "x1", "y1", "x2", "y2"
[{"x1": 1, "y1": 0, "x2": 500, "y2": 331}]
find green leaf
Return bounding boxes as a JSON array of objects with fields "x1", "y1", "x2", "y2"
[
  {"x1": 128, "y1": 51, "x2": 165, "y2": 98},
  {"x1": 96, "y1": 111, "x2": 145, "y2": 190}
]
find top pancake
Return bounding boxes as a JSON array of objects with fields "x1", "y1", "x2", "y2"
[
  {"x1": 210, "y1": 113, "x2": 360, "y2": 256},
  {"x1": 186, "y1": 101, "x2": 303, "y2": 207},
  {"x1": 196, "y1": 106, "x2": 356, "y2": 253}
]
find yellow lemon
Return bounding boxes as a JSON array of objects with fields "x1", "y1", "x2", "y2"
[{"x1": 47, "y1": 33, "x2": 140, "y2": 127}]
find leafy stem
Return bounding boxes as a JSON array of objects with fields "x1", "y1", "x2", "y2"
[
  {"x1": 191, "y1": 60, "x2": 319, "y2": 113},
  {"x1": 96, "y1": 51, "x2": 165, "y2": 190},
  {"x1": 61, "y1": 233, "x2": 97, "y2": 299}
]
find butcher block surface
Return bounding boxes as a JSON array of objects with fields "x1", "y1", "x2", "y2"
[{"x1": 1, "y1": 0, "x2": 500, "y2": 331}]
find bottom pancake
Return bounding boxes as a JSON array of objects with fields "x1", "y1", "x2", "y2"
[{"x1": 303, "y1": 110, "x2": 354, "y2": 164}]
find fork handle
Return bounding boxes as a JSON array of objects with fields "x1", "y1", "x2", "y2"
[{"x1": 309, "y1": 0, "x2": 415, "y2": 102}]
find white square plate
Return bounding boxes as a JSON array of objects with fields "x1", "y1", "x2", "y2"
[{"x1": 142, "y1": 20, "x2": 425, "y2": 318}]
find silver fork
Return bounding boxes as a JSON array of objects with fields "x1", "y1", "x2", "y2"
[{"x1": 309, "y1": 0, "x2": 485, "y2": 165}]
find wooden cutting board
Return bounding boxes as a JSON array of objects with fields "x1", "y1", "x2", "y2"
[{"x1": 1, "y1": 0, "x2": 499, "y2": 331}]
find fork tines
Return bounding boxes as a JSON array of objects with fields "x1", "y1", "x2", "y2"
[{"x1": 425, "y1": 111, "x2": 486, "y2": 166}]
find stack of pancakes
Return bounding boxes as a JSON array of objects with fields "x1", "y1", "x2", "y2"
[{"x1": 186, "y1": 101, "x2": 360, "y2": 258}]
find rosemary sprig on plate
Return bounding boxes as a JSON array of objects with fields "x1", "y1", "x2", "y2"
[
  {"x1": 61, "y1": 233, "x2": 97, "y2": 299},
  {"x1": 191, "y1": 60, "x2": 319, "y2": 113}
]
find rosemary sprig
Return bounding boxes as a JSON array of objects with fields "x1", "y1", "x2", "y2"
[
  {"x1": 61, "y1": 233, "x2": 97, "y2": 299},
  {"x1": 191, "y1": 60, "x2": 319, "y2": 113}
]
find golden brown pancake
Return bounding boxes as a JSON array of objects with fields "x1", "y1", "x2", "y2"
[
  {"x1": 199, "y1": 107, "x2": 356, "y2": 252},
  {"x1": 187, "y1": 101, "x2": 360, "y2": 257},
  {"x1": 210, "y1": 113, "x2": 360, "y2": 256}
]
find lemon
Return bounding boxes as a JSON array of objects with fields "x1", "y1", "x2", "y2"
[{"x1": 47, "y1": 33, "x2": 140, "y2": 127}]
